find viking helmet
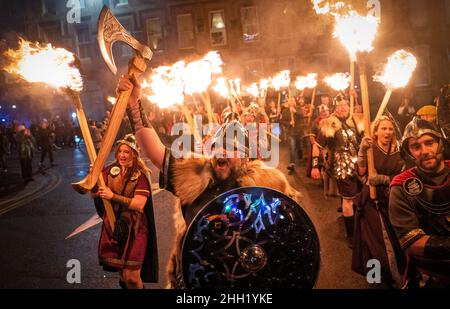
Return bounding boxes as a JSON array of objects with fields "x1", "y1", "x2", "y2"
[
  {"x1": 117, "y1": 134, "x2": 140, "y2": 154},
  {"x1": 401, "y1": 117, "x2": 443, "y2": 160},
  {"x1": 210, "y1": 120, "x2": 250, "y2": 157}
]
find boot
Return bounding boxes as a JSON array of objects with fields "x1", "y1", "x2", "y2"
[{"x1": 344, "y1": 216, "x2": 354, "y2": 248}]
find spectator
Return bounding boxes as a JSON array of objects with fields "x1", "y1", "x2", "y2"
[{"x1": 17, "y1": 126, "x2": 36, "y2": 185}]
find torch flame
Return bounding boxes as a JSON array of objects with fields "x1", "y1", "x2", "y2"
[
  {"x1": 3, "y1": 38, "x2": 83, "y2": 92},
  {"x1": 213, "y1": 77, "x2": 229, "y2": 98},
  {"x1": 246, "y1": 83, "x2": 259, "y2": 98},
  {"x1": 333, "y1": 11, "x2": 380, "y2": 61},
  {"x1": 271, "y1": 70, "x2": 291, "y2": 91},
  {"x1": 143, "y1": 51, "x2": 224, "y2": 108},
  {"x1": 295, "y1": 73, "x2": 318, "y2": 90},
  {"x1": 373, "y1": 50, "x2": 417, "y2": 90},
  {"x1": 324, "y1": 72, "x2": 351, "y2": 91},
  {"x1": 144, "y1": 61, "x2": 185, "y2": 108},
  {"x1": 311, "y1": 0, "x2": 347, "y2": 15}
]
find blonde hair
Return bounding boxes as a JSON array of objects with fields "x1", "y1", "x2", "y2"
[
  {"x1": 114, "y1": 144, "x2": 151, "y2": 179},
  {"x1": 371, "y1": 115, "x2": 398, "y2": 153}
]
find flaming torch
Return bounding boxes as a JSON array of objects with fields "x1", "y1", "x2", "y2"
[
  {"x1": 333, "y1": 10, "x2": 380, "y2": 118},
  {"x1": 295, "y1": 73, "x2": 318, "y2": 124},
  {"x1": 373, "y1": 50, "x2": 417, "y2": 122},
  {"x1": 184, "y1": 51, "x2": 223, "y2": 124},
  {"x1": 142, "y1": 61, "x2": 202, "y2": 141},
  {"x1": 3, "y1": 38, "x2": 116, "y2": 230},
  {"x1": 272, "y1": 70, "x2": 291, "y2": 113},
  {"x1": 324, "y1": 72, "x2": 351, "y2": 91}
]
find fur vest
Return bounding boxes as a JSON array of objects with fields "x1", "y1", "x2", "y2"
[
  {"x1": 318, "y1": 114, "x2": 364, "y2": 138},
  {"x1": 171, "y1": 158, "x2": 301, "y2": 206}
]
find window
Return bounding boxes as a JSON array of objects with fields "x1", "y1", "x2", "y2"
[
  {"x1": 76, "y1": 25, "x2": 91, "y2": 60},
  {"x1": 113, "y1": 0, "x2": 128, "y2": 8},
  {"x1": 409, "y1": 0, "x2": 428, "y2": 28},
  {"x1": 146, "y1": 17, "x2": 164, "y2": 52},
  {"x1": 177, "y1": 14, "x2": 195, "y2": 50},
  {"x1": 209, "y1": 10, "x2": 227, "y2": 46},
  {"x1": 414, "y1": 45, "x2": 431, "y2": 87},
  {"x1": 241, "y1": 7, "x2": 260, "y2": 42}
]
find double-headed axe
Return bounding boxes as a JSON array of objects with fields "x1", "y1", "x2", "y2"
[{"x1": 72, "y1": 6, "x2": 152, "y2": 194}]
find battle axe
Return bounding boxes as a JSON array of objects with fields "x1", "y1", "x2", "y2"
[{"x1": 72, "y1": 6, "x2": 152, "y2": 194}]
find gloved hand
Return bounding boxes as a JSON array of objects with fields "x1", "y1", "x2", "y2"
[
  {"x1": 359, "y1": 136, "x2": 373, "y2": 152},
  {"x1": 368, "y1": 174, "x2": 390, "y2": 186}
]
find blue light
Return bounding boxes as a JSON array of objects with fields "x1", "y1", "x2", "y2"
[
  {"x1": 1, "y1": 119, "x2": 5, "y2": 123},
  {"x1": 72, "y1": 112, "x2": 77, "y2": 119}
]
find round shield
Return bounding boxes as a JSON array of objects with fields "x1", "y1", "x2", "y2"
[{"x1": 181, "y1": 186, "x2": 320, "y2": 289}]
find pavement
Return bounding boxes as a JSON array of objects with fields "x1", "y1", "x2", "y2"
[{"x1": 0, "y1": 142, "x2": 379, "y2": 289}]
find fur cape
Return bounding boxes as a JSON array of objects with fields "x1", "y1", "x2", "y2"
[
  {"x1": 165, "y1": 157, "x2": 301, "y2": 288},
  {"x1": 318, "y1": 113, "x2": 364, "y2": 138}
]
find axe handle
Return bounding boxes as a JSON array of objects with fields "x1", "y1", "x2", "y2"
[
  {"x1": 72, "y1": 56, "x2": 146, "y2": 195},
  {"x1": 71, "y1": 91, "x2": 116, "y2": 232},
  {"x1": 358, "y1": 63, "x2": 377, "y2": 200}
]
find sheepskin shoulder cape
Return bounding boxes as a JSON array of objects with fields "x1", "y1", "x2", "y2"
[
  {"x1": 171, "y1": 157, "x2": 301, "y2": 206},
  {"x1": 318, "y1": 113, "x2": 364, "y2": 138}
]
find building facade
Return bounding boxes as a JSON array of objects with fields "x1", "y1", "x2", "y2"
[{"x1": 1, "y1": 0, "x2": 450, "y2": 122}]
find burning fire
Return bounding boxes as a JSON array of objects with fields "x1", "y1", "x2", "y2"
[
  {"x1": 144, "y1": 61, "x2": 185, "y2": 108},
  {"x1": 295, "y1": 73, "x2": 318, "y2": 90},
  {"x1": 143, "y1": 51, "x2": 223, "y2": 108},
  {"x1": 212, "y1": 77, "x2": 229, "y2": 98},
  {"x1": 373, "y1": 50, "x2": 417, "y2": 90},
  {"x1": 107, "y1": 96, "x2": 117, "y2": 105},
  {"x1": 271, "y1": 70, "x2": 291, "y2": 91},
  {"x1": 311, "y1": 0, "x2": 347, "y2": 15},
  {"x1": 246, "y1": 83, "x2": 259, "y2": 98},
  {"x1": 333, "y1": 10, "x2": 380, "y2": 61},
  {"x1": 324, "y1": 72, "x2": 351, "y2": 91},
  {"x1": 3, "y1": 38, "x2": 83, "y2": 92}
]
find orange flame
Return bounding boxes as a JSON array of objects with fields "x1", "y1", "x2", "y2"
[
  {"x1": 213, "y1": 77, "x2": 229, "y2": 98},
  {"x1": 295, "y1": 73, "x2": 318, "y2": 90},
  {"x1": 3, "y1": 38, "x2": 83, "y2": 92},
  {"x1": 373, "y1": 50, "x2": 417, "y2": 90},
  {"x1": 271, "y1": 70, "x2": 291, "y2": 91},
  {"x1": 324, "y1": 72, "x2": 351, "y2": 91},
  {"x1": 333, "y1": 11, "x2": 380, "y2": 61}
]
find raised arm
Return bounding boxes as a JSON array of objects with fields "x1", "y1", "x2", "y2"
[{"x1": 117, "y1": 75, "x2": 165, "y2": 170}]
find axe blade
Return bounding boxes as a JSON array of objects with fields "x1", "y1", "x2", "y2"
[{"x1": 97, "y1": 5, "x2": 153, "y2": 75}]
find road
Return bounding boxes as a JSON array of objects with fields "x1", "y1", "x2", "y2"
[{"x1": 0, "y1": 144, "x2": 374, "y2": 289}]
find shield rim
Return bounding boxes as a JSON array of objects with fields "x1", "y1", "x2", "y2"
[{"x1": 180, "y1": 185, "x2": 321, "y2": 289}]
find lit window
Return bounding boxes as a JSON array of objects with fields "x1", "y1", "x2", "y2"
[
  {"x1": 241, "y1": 7, "x2": 260, "y2": 42},
  {"x1": 177, "y1": 14, "x2": 195, "y2": 50},
  {"x1": 209, "y1": 10, "x2": 227, "y2": 46},
  {"x1": 146, "y1": 17, "x2": 164, "y2": 52}
]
